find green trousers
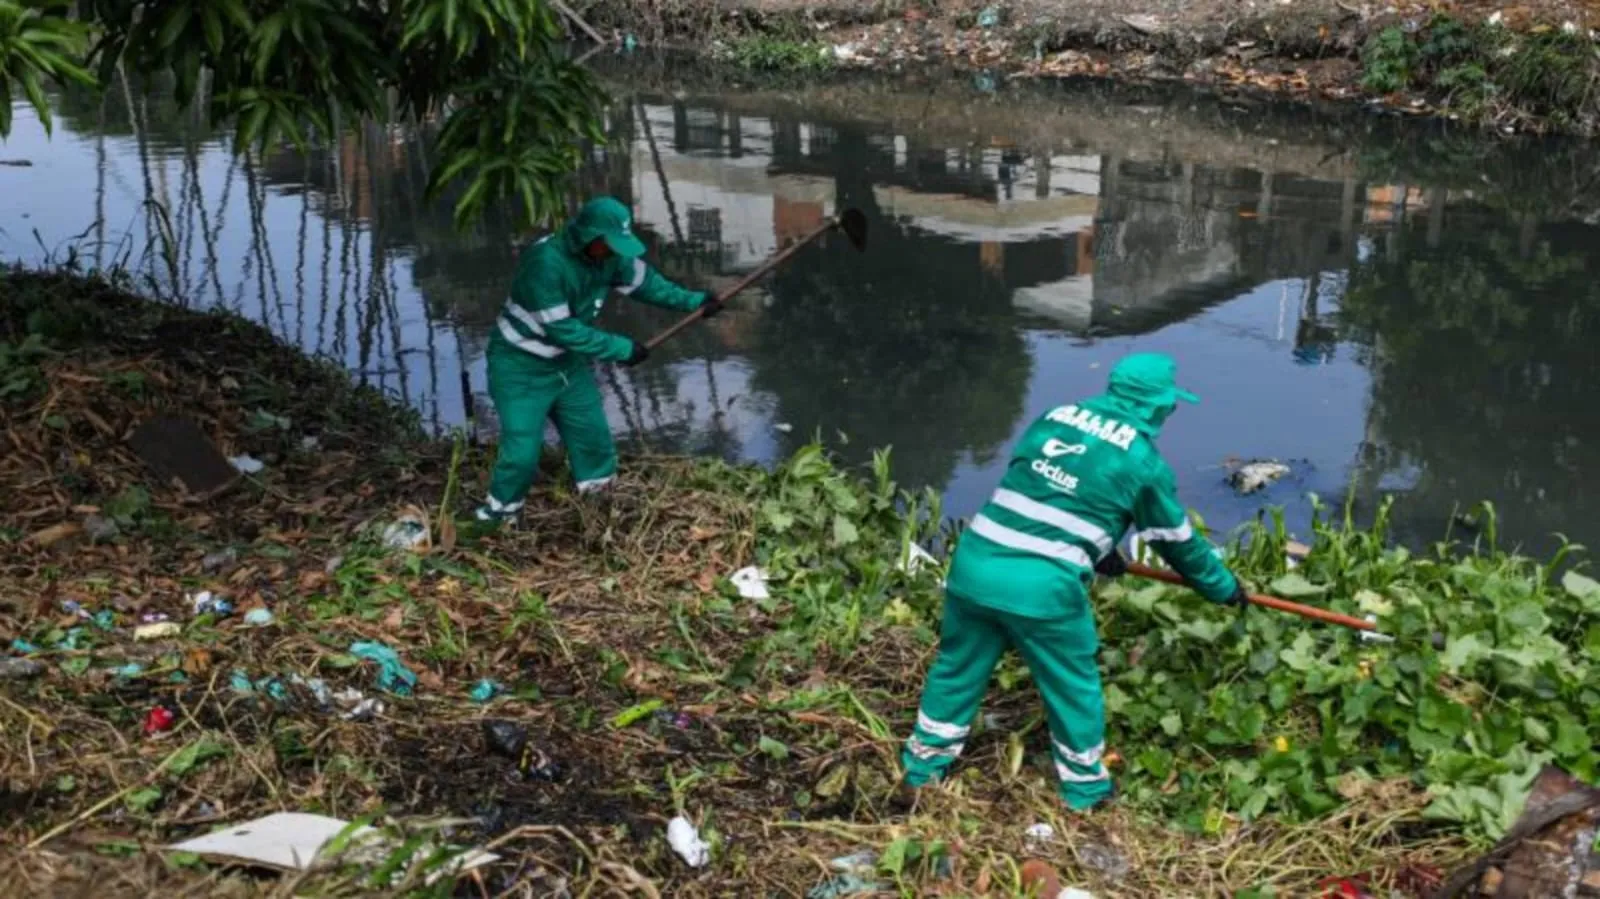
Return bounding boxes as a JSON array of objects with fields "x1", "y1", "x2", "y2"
[
  {"x1": 482, "y1": 345, "x2": 617, "y2": 515},
  {"x1": 902, "y1": 589, "x2": 1112, "y2": 809}
]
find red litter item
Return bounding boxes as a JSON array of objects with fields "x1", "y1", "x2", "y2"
[
  {"x1": 1318, "y1": 874, "x2": 1374, "y2": 898},
  {"x1": 143, "y1": 706, "x2": 176, "y2": 735}
]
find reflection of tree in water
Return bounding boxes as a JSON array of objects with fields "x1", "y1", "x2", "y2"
[
  {"x1": 750, "y1": 126, "x2": 1031, "y2": 494},
  {"x1": 1340, "y1": 215, "x2": 1600, "y2": 551}
]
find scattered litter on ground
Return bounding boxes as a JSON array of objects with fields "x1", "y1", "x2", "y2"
[
  {"x1": 165, "y1": 811, "x2": 498, "y2": 880},
  {"x1": 1077, "y1": 840, "x2": 1131, "y2": 881},
  {"x1": 730, "y1": 566, "x2": 771, "y2": 599},
  {"x1": 189, "y1": 591, "x2": 232, "y2": 617},
  {"x1": 807, "y1": 873, "x2": 881, "y2": 898},
  {"x1": 1024, "y1": 821, "x2": 1056, "y2": 850},
  {"x1": 201, "y1": 548, "x2": 238, "y2": 572},
  {"x1": 242, "y1": 608, "x2": 274, "y2": 626},
  {"x1": 348, "y1": 641, "x2": 417, "y2": 696},
  {"x1": 228, "y1": 454, "x2": 265, "y2": 475},
  {"x1": 666, "y1": 816, "x2": 710, "y2": 868},
  {"x1": 482, "y1": 720, "x2": 528, "y2": 759},
  {"x1": 1020, "y1": 858, "x2": 1063, "y2": 896},
  {"x1": 333, "y1": 689, "x2": 384, "y2": 721},
  {"x1": 82, "y1": 514, "x2": 119, "y2": 542},
  {"x1": 898, "y1": 541, "x2": 940, "y2": 577},
  {"x1": 469, "y1": 679, "x2": 503, "y2": 703},
  {"x1": 381, "y1": 508, "x2": 431, "y2": 551},
  {"x1": 143, "y1": 706, "x2": 176, "y2": 735},
  {"x1": 134, "y1": 621, "x2": 181, "y2": 640},
  {"x1": 0, "y1": 658, "x2": 43, "y2": 679}
]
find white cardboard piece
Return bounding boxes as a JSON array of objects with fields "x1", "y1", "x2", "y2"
[{"x1": 166, "y1": 812, "x2": 497, "y2": 880}]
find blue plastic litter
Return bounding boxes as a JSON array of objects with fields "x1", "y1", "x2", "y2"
[
  {"x1": 349, "y1": 640, "x2": 417, "y2": 696},
  {"x1": 113, "y1": 662, "x2": 144, "y2": 678},
  {"x1": 807, "y1": 874, "x2": 881, "y2": 899},
  {"x1": 229, "y1": 670, "x2": 254, "y2": 693},
  {"x1": 11, "y1": 638, "x2": 39, "y2": 654},
  {"x1": 977, "y1": 5, "x2": 1000, "y2": 28},
  {"x1": 92, "y1": 609, "x2": 116, "y2": 630},
  {"x1": 469, "y1": 679, "x2": 503, "y2": 703}
]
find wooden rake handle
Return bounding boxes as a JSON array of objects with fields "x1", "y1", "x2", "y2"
[
  {"x1": 1125, "y1": 561, "x2": 1377, "y2": 632},
  {"x1": 644, "y1": 209, "x2": 865, "y2": 351}
]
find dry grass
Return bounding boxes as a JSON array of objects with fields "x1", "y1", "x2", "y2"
[{"x1": 0, "y1": 267, "x2": 1472, "y2": 896}]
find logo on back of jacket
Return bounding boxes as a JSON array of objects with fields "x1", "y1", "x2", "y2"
[{"x1": 1029, "y1": 404, "x2": 1138, "y2": 494}]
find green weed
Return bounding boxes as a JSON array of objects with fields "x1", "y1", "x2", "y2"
[
  {"x1": 719, "y1": 35, "x2": 835, "y2": 72},
  {"x1": 1360, "y1": 15, "x2": 1600, "y2": 130}
]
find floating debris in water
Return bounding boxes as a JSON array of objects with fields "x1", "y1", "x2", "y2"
[{"x1": 1226, "y1": 459, "x2": 1291, "y2": 495}]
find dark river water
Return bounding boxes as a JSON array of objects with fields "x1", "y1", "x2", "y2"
[{"x1": 4, "y1": 56, "x2": 1599, "y2": 557}]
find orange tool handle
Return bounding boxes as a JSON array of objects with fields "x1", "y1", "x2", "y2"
[{"x1": 1125, "y1": 561, "x2": 1376, "y2": 632}]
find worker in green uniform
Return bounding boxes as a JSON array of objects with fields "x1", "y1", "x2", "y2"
[
  {"x1": 900, "y1": 352, "x2": 1247, "y2": 810},
  {"x1": 475, "y1": 196, "x2": 718, "y2": 524}
]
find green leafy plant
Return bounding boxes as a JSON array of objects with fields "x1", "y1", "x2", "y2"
[
  {"x1": 0, "y1": 0, "x2": 92, "y2": 135},
  {"x1": 1361, "y1": 26, "x2": 1420, "y2": 94},
  {"x1": 720, "y1": 35, "x2": 836, "y2": 73},
  {"x1": 0, "y1": 0, "x2": 606, "y2": 228},
  {"x1": 1092, "y1": 495, "x2": 1599, "y2": 839}
]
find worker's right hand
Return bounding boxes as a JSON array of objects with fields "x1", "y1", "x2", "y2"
[
  {"x1": 1094, "y1": 549, "x2": 1128, "y2": 579},
  {"x1": 1226, "y1": 580, "x2": 1249, "y2": 611},
  {"x1": 623, "y1": 342, "x2": 650, "y2": 367}
]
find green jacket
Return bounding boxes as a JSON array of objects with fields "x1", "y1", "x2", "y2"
[
  {"x1": 489, "y1": 226, "x2": 705, "y2": 369},
  {"x1": 948, "y1": 392, "x2": 1238, "y2": 619}
]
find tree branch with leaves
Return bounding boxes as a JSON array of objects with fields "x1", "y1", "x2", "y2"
[{"x1": 0, "y1": 0, "x2": 606, "y2": 229}]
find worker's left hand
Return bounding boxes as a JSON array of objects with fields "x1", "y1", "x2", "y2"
[
  {"x1": 1094, "y1": 549, "x2": 1128, "y2": 579},
  {"x1": 698, "y1": 293, "x2": 724, "y2": 318}
]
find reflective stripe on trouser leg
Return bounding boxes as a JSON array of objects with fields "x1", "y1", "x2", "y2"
[
  {"x1": 549, "y1": 366, "x2": 618, "y2": 489},
  {"x1": 901, "y1": 590, "x2": 1008, "y2": 786},
  {"x1": 484, "y1": 346, "x2": 562, "y2": 511},
  {"x1": 1002, "y1": 603, "x2": 1113, "y2": 810}
]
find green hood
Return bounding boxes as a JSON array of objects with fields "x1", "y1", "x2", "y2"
[{"x1": 1086, "y1": 352, "x2": 1199, "y2": 438}]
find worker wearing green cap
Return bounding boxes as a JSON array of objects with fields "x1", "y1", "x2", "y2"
[
  {"x1": 900, "y1": 352, "x2": 1247, "y2": 811},
  {"x1": 476, "y1": 196, "x2": 718, "y2": 524}
]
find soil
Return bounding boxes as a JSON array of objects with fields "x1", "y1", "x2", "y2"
[{"x1": 581, "y1": 0, "x2": 1600, "y2": 135}]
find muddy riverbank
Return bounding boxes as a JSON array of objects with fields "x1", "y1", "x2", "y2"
[{"x1": 580, "y1": 0, "x2": 1600, "y2": 137}]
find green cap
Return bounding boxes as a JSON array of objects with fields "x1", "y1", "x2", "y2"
[
  {"x1": 572, "y1": 196, "x2": 646, "y2": 258},
  {"x1": 1107, "y1": 352, "x2": 1199, "y2": 406}
]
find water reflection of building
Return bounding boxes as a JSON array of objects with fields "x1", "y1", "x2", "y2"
[{"x1": 618, "y1": 97, "x2": 1457, "y2": 342}]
